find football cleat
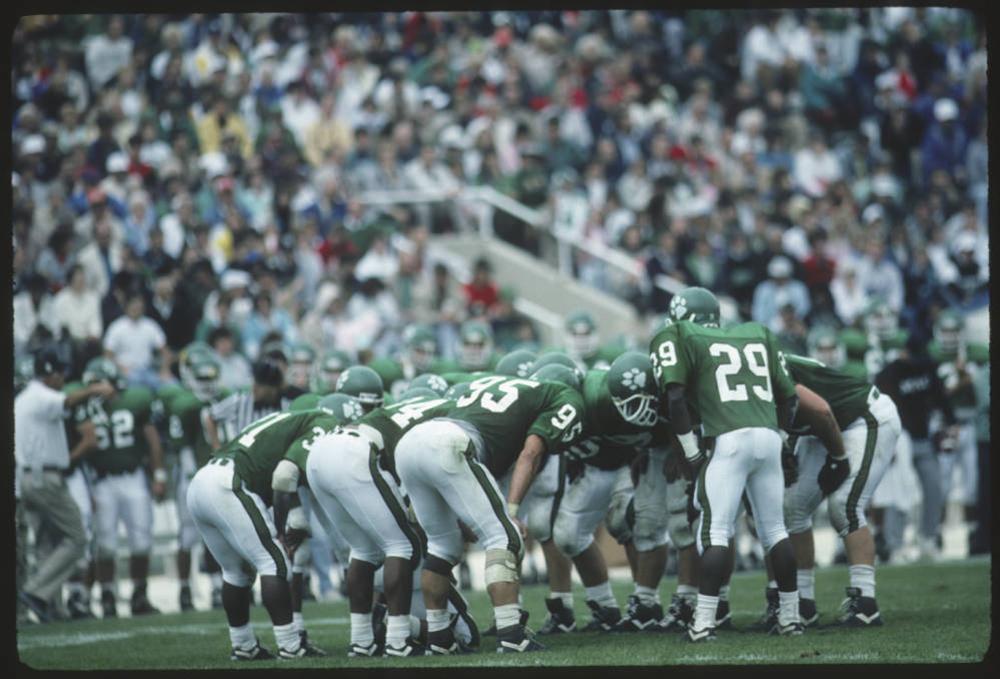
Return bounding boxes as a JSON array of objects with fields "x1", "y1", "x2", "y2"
[
  {"x1": 769, "y1": 620, "x2": 805, "y2": 636},
  {"x1": 18, "y1": 591, "x2": 52, "y2": 624},
  {"x1": 714, "y1": 598, "x2": 733, "y2": 630},
  {"x1": 425, "y1": 628, "x2": 471, "y2": 656},
  {"x1": 538, "y1": 597, "x2": 576, "y2": 634},
  {"x1": 67, "y1": 591, "x2": 95, "y2": 620},
  {"x1": 483, "y1": 608, "x2": 529, "y2": 636},
  {"x1": 658, "y1": 594, "x2": 695, "y2": 632},
  {"x1": 101, "y1": 590, "x2": 117, "y2": 619},
  {"x1": 347, "y1": 640, "x2": 383, "y2": 658},
  {"x1": 131, "y1": 593, "x2": 161, "y2": 616},
  {"x1": 687, "y1": 624, "x2": 717, "y2": 643},
  {"x1": 613, "y1": 595, "x2": 662, "y2": 632},
  {"x1": 299, "y1": 631, "x2": 328, "y2": 656},
  {"x1": 839, "y1": 587, "x2": 883, "y2": 627},
  {"x1": 753, "y1": 587, "x2": 778, "y2": 631},
  {"x1": 583, "y1": 599, "x2": 623, "y2": 631},
  {"x1": 799, "y1": 598, "x2": 819, "y2": 627},
  {"x1": 277, "y1": 644, "x2": 308, "y2": 659},
  {"x1": 385, "y1": 637, "x2": 426, "y2": 657},
  {"x1": 496, "y1": 625, "x2": 545, "y2": 653},
  {"x1": 179, "y1": 585, "x2": 194, "y2": 612},
  {"x1": 231, "y1": 640, "x2": 275, "y2": 661}
]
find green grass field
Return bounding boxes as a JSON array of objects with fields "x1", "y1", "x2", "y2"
[{"x1": 17, "y1": 558, "x2": 990, "y2": 668}]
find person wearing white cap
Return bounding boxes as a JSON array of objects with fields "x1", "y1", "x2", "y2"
[
  {"x1": 854, "y1": 236, "x2": 904, "y2": 313},
  {"x1": 752, "y1": 255, "x2": 811, "y2": 333},
  {"x1": 920, "y1": 97, "x2": 968, "y2": 186}
]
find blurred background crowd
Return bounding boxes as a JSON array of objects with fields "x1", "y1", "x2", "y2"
[{"x1": 12, "y1": 8, "x2": 988, "y2": 380}]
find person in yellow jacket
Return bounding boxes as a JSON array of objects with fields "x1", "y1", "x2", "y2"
[{"x1": 196, "y1": 94, "x2": 253, "y2": 159}]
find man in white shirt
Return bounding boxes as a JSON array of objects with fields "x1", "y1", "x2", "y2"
[
  {"x1": 103, "y1": 293, "x2": 172, "y2": 388},
  {"x1": 84, "y1": 16, "x2": 133, "y2": 91},
  {"x1": 16, "y1": 349, "x2": 115, "y2": 623}
]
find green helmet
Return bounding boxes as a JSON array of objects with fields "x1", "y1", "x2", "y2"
[
  {"x1": 335, "y1": 366, "x2": 385, "y2": 410},
  {"x1": 495, "y1": 349, "x2": 538, "y2": 378},
  {"x1": 444, "y1": 382, "x2": 472, "y2": 400},
  {"x1": 179, "y1": 341, "x2": 217, "y2": 390},
  {"x1": 83, "y1": 357, "x2": 127, "y2": 391},
  {"x1": 606, "y1": 351, "x2": 659, "y2": 427},
  {"x1": 933, "y1": 309, "x2": 965, "y2": 356},
  {"x1": 286, "y1": 342, "x2": 317, "y2": 390},
  {"x1": 313, "y1": 349, "x2": 353, "y2": 393},
  {"x1": 565, "y1": 310, "x2": 600, "y2": 359},
  {"x1": 409, "y1": 372, "x2": 450, "y2": 396},
  {"x1": 530, "y1": 364, "x2": 582, "y2": 391},
  {"x1": 807, "y1": 326, "x2": 846, "y2": 368},
  {"x1": 15, "y1": 355, "x2": 35, "y2": 392},
  {"x1": 668, "y1": 287, "x2": 721, "y2": 327},
  {"x1": 317, "y1": 393, "x2": 365, "y2": 423},
  {"x1": 399, "y1": 386, "x2": 442, "y2": 401},
  {"x1": 403, "y1": 324, "x2": 438, "y2": 370},
  {"x1": 189, "y1": 354, "x2": 222, "y2": 402},
  {"x1": 458, "y1": 320, "x2": 494, "y2": 370},
  {"x1": 529, "y1": 352, "x2": 583, "y2": 384},
  {"x1": 862, "y1": 297, "x2": 897, "y2": 342}
]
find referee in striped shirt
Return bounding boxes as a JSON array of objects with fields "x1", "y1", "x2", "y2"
[{"x1": 205, "y1": 359, "x2": 286, "y2": 450}]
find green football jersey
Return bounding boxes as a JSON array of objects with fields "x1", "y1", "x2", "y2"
[
  {"x1": 440, "y1": 371, "x2": 477, "y2": 386},
  {"x1": 565, "y1": 370, "x2": 673, "y2": 470},
  {"x1": 86, "y1": 387, "x2": 156, "y2": 474},
  {"x1": 444, "y1": 375, "x2": 586, "y2": 477},
  {"x1": 368, "y1": 357, "x2": 410, "y2": 400},
  {"x1": 930, "y1": 343, "x2": 987, "y2": 421},
  {"x1": 289, "y1": 392, "x2": 323, "y2": 412},
  {"x1": 650, "y1": 320, "x2": 796, "y2": 438},
  {"x1": 782, "y1": 353, "x2": 877, "y2": 431},
  {"x1": 215, "y1": 409, "x2": 345, "y2": 505},
  {"x1": 65, "y1": 382, "x2": 87, "y2": 471},
  {"x1": 164, "y1": 388, "x2": 219, "y2": 468},
  {"x1": 928, "y1": 340, "x2": 989, "y2": 365},
  {"x1": 841, "y1": 328, "x2": 908, "y2": 381},
  {"x1": 359, "y1": 396, "x2": 455, "y2": 476},
  {"x1": 841, "y1": 360, "x2": 869, "y2": 382}
]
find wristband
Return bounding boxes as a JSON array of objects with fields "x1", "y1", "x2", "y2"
[
  {"x1": 507, "y1": 502, "x2": 520, "y2": 517},
  {"x1": 677, "y1": 432, "x2": 701, "y2": 462},
  {"x1": 287, "y1": 506, "x2": 309, "y2": 531},
  {"x1": 153, "y1": 468, "x2": 168, "y2": 484}
]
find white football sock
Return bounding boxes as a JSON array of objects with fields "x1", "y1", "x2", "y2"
[
  {"x1": 426, "y1": 608, "x2": 451, "y2": 633},
  {"x1": 228, "y1": 623, "x2": 257, "y2": 651},
  {"x1": 693, "y1": 594, "x2": 718, "y2": 630},
  {"x1": 849, "y1": 564, "x2": 876, "y2": 597},
  {"x1": 292, "y1": 612, "x2": 304, "y2": 634},
  {"x1": 386, "y1": 615, "x2": 410, "y2": 647},
  {"x1": 777, "y1": 590, "x2": 800, "y2": 627},
  {"x1": 797, "y1": 569, "x2": 815, "y2": 600},
  {"x1": 273, "y1": 622, "x2": 300, "y2": 652},
  {"x1": 494, "y1": 603, "x2": 522, "y2": 630},
  {"x1": 586, "y1": 581, "x2": 618, "y2": 608},
  {"x1": 767, "y1": 579, "x2": 777, "y2": 589},
  {"x1": 549, "y1": 590, "x2": 573, "y2": 607},
  {"x1": 350, "y1": 612, "x2": 374, "y2": 646},
  {"x1": 633, "y1": 584, "x2": 658, "y2": 605}
]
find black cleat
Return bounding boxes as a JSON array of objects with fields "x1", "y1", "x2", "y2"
[
  {"x1": 714, "y1": 598, "x2": 733, "y2": 630},
  {"x1": 753, "y1": 587, "x2": 778, "y2": 631},
  {"x1": 538, "y1": 597, "x2": 576, "y2": 634},
  {"x1": 231, "y1": 640, "x2": 275, "y2": 661},
  {"x1": 839, "y1": 587, "x2": 883, "y2": 627},
  {"x1": 131, "y1": 593, "x2": 160, "y2": 616},
  {"x1": 18, "y1": 591, "x2": 51, "y2": 624},
  {"x1": 799, "y1": 598, "x2": 819, "y2": 627},
  {"x1": 769, "y1": 619, "x2": 805, "y2": 636},
  {"x1": 277, "y1": 644, "x2": 308, "y2": 659},
  {"x1": 497, "y1": 624, "x2": 545, "y2": 653},
  {"x1": 347, "y1": 640, "x2": 383, "y2": 658},
  {"x1": 179, "y1": 585, "x2": 194, "y2": 612},
  {"x1": 613, "y1": 595, "x2": 662, "y2": 632},
  {"x1": 101, "y1": 590, "x2": 118, "y2": 619},
  {"x1": 426, "y1": 627, "x2": 475, "y2": 655},
  {"x1": 687, "y1": 624, "x2": 717, "y2": 642},
  {"x1": 67, "y1": 591, "x2": 95, "y2": 620},
  {"x1": 659, "y1": 594, "x2": 695, "y2": 632},
  {"x1": 583, "y1": 599, "x2": 622, "y2": 632},
  {"x1": 385, "y1": 637, "x2": 426, "y2": 657},
  {"x1": 299, "y1": 631, "x2": 328, "y2": 656}
]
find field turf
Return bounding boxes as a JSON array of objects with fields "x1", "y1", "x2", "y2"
[{"x1": 16, "y1": 558, "x2": 990, "y2": 668}]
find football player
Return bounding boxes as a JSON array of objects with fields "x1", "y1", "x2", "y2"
[
  {"x1": 563, "y1": 310, "x2": 625, "y2": 369},
  {"x1": 395, "y1": 373, "x2": 585, "y2": 654},
  {"x1": 495, "y1": 349, "x2": 539, "y2": 379},
  {"x1": 335, "y1": 366, "x2": 388, "y2": 414},
  {"x1": 286, "y1": 343, "x2": 317, "y2": 392},
  {"x1": 312, "y1": 349, "x2": 353, "y2": 394},
  {"x1": 841, "y1": 298, "x2": 908, "y2": 381},
  {"x1": 81, "y1": 358, "x2": 168, "y2": 618},
  {"x1": 368, "y1": 324, "x2": 452, "y2": 399},
  {"x1": 186, "y1": 408, "x2": 347, "y2": 659},
  {"x1": 650, "y1": 287, "x2": 801, "y2": 641},
  {"x1": 456, "y1": 320, "x2": 500, "y2": 372}
]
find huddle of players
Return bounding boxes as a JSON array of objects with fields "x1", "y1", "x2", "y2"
[{"x1": 40, "y1": 288, "x2": 972, "y2": 654}]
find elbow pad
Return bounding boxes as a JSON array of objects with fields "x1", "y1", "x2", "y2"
[{"x1": 271, "y1": 459, "x2": 301, "y2": 493}]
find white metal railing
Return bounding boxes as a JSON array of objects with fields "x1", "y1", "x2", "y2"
[{"x1": 356, "y1": 184, "x2": 738, "y2": 320}]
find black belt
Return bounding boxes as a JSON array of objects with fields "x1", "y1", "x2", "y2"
[
  {"x1": 21, "y1": 465, "x2": 70, "y2": 477},
  {"x1": 93, "y1": 467, "x2": 141, "y2": 480}
]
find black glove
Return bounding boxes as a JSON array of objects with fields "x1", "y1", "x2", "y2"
[
  {"x1": 566, "y1": 458, "x2": 585, "y2": 483},
  {"x1": 685, "y1": 481, "x2": 699, "y2": 526},
  {"x1": 663, "y1": 450, "x2": 684, "y2": 483},
  {"x1": 818, "y1": 456, "x2": 851, "y2": 496},
  {"x1": 630, "y1": 452, "x2": 650, "y2": 487},
  {"x1": 781, "y1": 443, "x2": 799, "y2": 488}
]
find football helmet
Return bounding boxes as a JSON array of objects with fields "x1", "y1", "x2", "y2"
[
  {"x1": 933, "y1": 309, "x2": 965, "y2": 356},
  {"x1": 398, "y1": 386, "x2": 442, "y2": 401},
  {"x1": 807, "y1": 326, "x2": 846, "y2": 368},
  {"x1": 606, "y1": 351, "x2": 659, "y2": 427},
  {"x1": 668, "y1": 287, "x2": 720, "y2": 327},
  {"x1": 564, "y1": 310, "x2": 600, "y2": 360},
  {"x1": 83, "y1": 357, "x2": 127, "y2": 391},
  {"x1": 530, "y1": 364, "x2": 582, "y2": 391},
  {"x1": 179, "y1": 341, "x2": 217, "y2": 391},
  {"x1": 495, "y1": 349, "x2": 539, "y2": 378},
  {"x1": 190, "y1": 354, "x2": 222, "y2": 402},
  {"x1": 317, "y1": 393, "x2": 364, "y2": 423},
  {"x1": 529, "y1": 352, "x2": 584, "y2": 384},
  {"x1": 335, "y1": 366, "x2": 385, "y2": 410},
  {"x1": 313, "y1": 349, "x2": 352, "y2": 393},
  {"x1": 458, "y1": 321, "x2": 494, "y2": 370},
  {"x1": 403, "y1": 324, "x2": 438, "y2": 371},
  {"x1": 862, "y1": 298, "x2": 897, "y2": 342},
  {"x1": 408, "y1": 373, "x2": 450, "y2": 397},
  {"x1": 286, "y1": 342, "x2": 317, "y2": 391},
  {"x1": 444, "y1": 382, "x2": 472, "y2": 400}
]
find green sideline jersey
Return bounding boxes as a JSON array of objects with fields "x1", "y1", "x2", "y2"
[
  {"x1": 83, "y1": 387, "x2": 156, "y2": 475},
  {"x1": 565, "y1": 369, "x2": 673, "y2": 470},
  {"x1": 358, "y1": 396, "x2": 455, "y2": 476},
  {"x1": 650, "y1": 320, "x2": 796, "y2": 438},
  {"x1": 929, "y1": 341, "x2": 988, "y2": 422},
  {"x1": 368, "y1": 357, "x2": 460, "y2": 400},
  {"x1": 64, "y1": 381, "x2": 87, "y2": 472},
  {"x1": 444, "y1": 375, "x2": 586, "y2": 477},
  {"x1": 214, "y1": 409, "x2": 345, "y2": 505},
  {"x1": 163, "y1": 388, "x2": 224, "y2": 469},
  {"x1": 782, "y1": 353, "x2": 878, "y2": 431},
  {"x1": 289, "y1": 392, "x2": 323, "y2": 412},
  {"x1": 841, "y1": 328, "x2": 908, "y2": 380}
]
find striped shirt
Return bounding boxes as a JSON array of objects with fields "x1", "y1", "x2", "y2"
[{"x1": 209, "y1": 389, "x2": 294, "y2": 445}]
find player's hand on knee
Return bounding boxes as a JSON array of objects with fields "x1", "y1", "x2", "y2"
[
  {"x1": 817, "y1": 455, "x2": 850, "y2": 496},
  {"x1": 685, "y1": 482, "x2": 698, "y2": 526},
  {"x1": 567, "y1": 458, "x2": 585, "y2": 483},
  {"x1": 282, "y1": 528, "x2": 309, "y2": 558},
  {"x1": 513, "y1": 516, "x2": 528, "y2": 540}
]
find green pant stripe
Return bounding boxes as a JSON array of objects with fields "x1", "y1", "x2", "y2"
[
  {"x1": 231, "y1": 472, "x2": 287, "y2": 580},
  {"x1": 368, "y1": 447, "x2": 422, "y2": 568},
  {"x1": 464, "y1": 452, "x2": 521, "y2": 556},
  {"x1": 547, "y1": 455, "x2": 567, "y2": 537},
  {"x1": 846, "y1": 412, "x2": 879, "y2": 534},
  {"x1": 697, "y1": 458, "x2": 712, "y2": 548}
]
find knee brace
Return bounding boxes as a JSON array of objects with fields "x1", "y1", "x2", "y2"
[
  {"x1": 484, "y1": 548, "x2": 520, "y2": 586},
  {"x1": 606, "y1": 495, "x2": 634, "y2": 545},
  {"x1": 423, "y1": 553, "x2": 455, "y2": 578}
]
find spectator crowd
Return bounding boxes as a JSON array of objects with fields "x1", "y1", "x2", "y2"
[{"x1": 12, "y1": 9, "x2": 989, "y2": 379}]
